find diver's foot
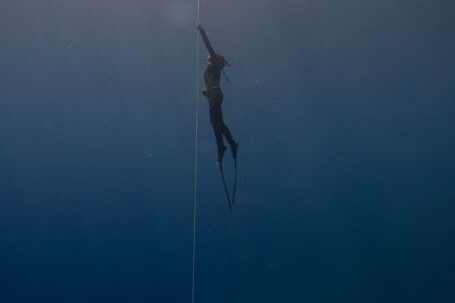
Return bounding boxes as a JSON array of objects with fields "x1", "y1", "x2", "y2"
[
  {"x1": 218, "y1": 145, "x2": 227, "y2": 163},
  {"x1": 231, "y1": 142, "x2": 239, "y2": 159}
]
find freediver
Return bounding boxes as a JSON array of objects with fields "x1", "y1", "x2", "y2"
[{"x1": 197, "y1": 23, "x2": 239, "y2": 162}]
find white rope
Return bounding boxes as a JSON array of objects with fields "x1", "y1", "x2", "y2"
[{"x1": 191, "y1": 1, "x2": 200, "y2": 303}]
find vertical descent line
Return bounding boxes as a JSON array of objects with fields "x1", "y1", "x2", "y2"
[{"x1": 191, "y1": 1, "x2": 200, "y2": 303}]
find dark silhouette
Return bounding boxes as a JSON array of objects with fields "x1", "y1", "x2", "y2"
[{"x1": 197, "y1": 23, "x2": 238, "y2": 163}]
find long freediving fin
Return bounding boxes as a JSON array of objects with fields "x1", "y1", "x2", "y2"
[
  {"x1": 231, "y1": 157, "x2": 238, "y2": 205},
  {"x1": 219, "y1": 160, "x2": 232, "y2": 211}
]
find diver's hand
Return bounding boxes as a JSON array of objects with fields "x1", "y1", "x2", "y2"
[{"x1": 196, "y1": 22, "x2": 203, "y2": 30}]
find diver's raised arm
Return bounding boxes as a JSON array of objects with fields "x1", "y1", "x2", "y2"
[{"x1": 197, "y1": 23, "x2": 216, "y2": 58}]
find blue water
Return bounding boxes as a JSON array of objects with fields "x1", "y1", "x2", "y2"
[{"x1": 1, "y1": 1, "x2": 454, "y2": 302}]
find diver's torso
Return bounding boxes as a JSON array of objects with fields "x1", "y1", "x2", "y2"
[{"x1": 204, "y1": 63, "x2": 222, "y2": 89}]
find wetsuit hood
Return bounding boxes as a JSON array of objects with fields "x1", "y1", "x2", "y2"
[{"x1": 208, "y1": 54, "x2": 229, "y2": 67}]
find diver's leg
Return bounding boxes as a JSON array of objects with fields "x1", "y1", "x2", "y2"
[
  {"x1": 210, "y1": 102, "x2": 226, "y2": 161},
  {"x1": 221, "y1": 123, "x2": 236, "y2": 149},
  {"x1": 222, "y1": 124, "x2": 238, "y2": 158},
  {"x1": 217, "y1": 106, "x2": 238, "y2": 158}
]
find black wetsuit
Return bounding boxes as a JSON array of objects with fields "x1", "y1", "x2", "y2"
[{"x1": 197, "y1": 26, "x2": 237, "y2": 159}]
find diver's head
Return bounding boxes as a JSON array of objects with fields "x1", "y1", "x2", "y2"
[{"x1": 207, "y1": 54, "x2": 226, "y2": 66}]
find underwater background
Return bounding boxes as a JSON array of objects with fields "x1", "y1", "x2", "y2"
[{"x1": 1, "y1": 0, "x2": 454, "y2": 302}]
